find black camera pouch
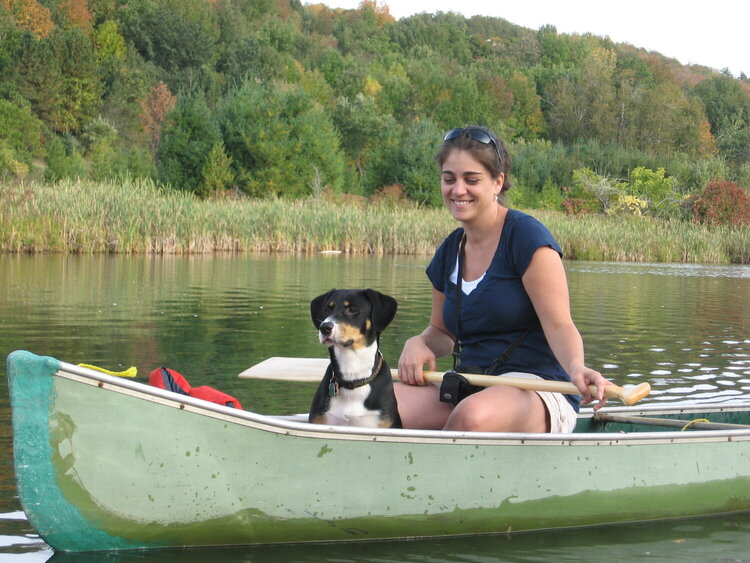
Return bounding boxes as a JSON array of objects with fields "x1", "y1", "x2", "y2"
[{"x1": 439, "y1": 371, "x2": 484, "y2": 406}]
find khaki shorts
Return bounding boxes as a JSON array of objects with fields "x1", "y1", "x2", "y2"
[{"x1": 501, "y1": 372, "x2": 578, "y2": 433}]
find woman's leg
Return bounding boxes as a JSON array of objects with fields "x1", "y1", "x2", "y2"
[
  {"x1": 394, "y1": 382, "x2": 454, "y2": 430},
  {"x1": 443, "y1": 385, "x2": 550, "y2": 433}
]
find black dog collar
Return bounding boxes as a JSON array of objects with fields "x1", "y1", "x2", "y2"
[{"x1": 329, "y1": 351, "x2": 384, "y2": 396}]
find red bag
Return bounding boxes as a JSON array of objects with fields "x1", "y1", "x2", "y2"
[
  {"x1": 149, "y1": 367, "x2": 191, "y2": 395},
  {"x1": 189, "y1": 386, "x2": 243, "y2": 410},
  {"x1": 148, "y1": 367, "x2": 243, "y2": 410}
]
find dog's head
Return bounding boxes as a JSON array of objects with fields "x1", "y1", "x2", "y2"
[{"x1": 310, "y1": 289, "x2": 398, "y2": 349}]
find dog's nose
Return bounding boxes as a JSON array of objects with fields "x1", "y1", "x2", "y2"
[{"x1": 319, "y1": 321, "x2": 333, "y2": 336}]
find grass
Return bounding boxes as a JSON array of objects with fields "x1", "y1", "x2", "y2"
[{"x1": 1, "y1": 178, "x2": 749, "y2": 263}]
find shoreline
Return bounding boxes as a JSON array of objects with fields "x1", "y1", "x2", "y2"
[{"x1": 2, "y1": 179, "x2": 748, "y2": 264}]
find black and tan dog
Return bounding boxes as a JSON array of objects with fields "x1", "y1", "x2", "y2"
[{"x1": 309, "y1": 288, "x2": 401, "y2": 428}]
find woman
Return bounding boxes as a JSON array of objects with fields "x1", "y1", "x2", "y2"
[{"x1": 396, "y1": 126, "x2": 609, "y2": 433}]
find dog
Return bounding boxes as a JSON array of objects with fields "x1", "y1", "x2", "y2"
[{"x1": 308, "y1": 288, "x2": 401, "y2": 428}]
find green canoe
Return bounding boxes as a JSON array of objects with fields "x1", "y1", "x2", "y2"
[{"x1": 7, "y1": 350, "x2": 750, "y2": 552}]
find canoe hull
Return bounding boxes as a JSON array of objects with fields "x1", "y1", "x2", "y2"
[{"x1": 8, "y1": 350, "x2": 750, "y2": 552}]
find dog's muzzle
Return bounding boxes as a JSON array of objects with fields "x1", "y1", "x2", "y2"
[
  {"x1": 318, "y1": 320, "x2": 354, "y2": 347},
  {"x1": 319, "y1": 321, "x2": 334, "y2": 338}
]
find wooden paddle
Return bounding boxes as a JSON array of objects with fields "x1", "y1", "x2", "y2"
[{"x1": 239, "y1": 357, "x2": 652, "y2": 406}]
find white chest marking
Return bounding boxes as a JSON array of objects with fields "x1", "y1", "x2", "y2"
[{"x1": 326, "y1": 341, "x2": 382, "y2": 427}]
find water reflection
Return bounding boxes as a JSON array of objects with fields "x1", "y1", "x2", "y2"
[{"x1": 565, "y1": 261, "x2": 750, "y2": 404}]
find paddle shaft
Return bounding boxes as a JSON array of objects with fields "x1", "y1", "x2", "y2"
[
  {"x1": 238, "y1": 357, "x2": 651, "y2": 406},
  {"x1": 414, "y1": 370, "x2": 649, "y2": 406}
]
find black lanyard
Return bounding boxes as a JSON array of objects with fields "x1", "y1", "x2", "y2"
[
  {"x1": 450, "y1": 234, "x2": 467, "y2": 371},
  {"x1": 450, "y1": 232, "x2": 530, "y2": 374}
]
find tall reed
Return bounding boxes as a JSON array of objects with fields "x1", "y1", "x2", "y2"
[{"x1": 1, "y1": 178, "x2": 748, "y2": 263}]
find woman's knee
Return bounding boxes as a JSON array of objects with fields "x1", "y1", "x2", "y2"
[
  {"x1": 444, "y1": 400, "x2": 496, "y2": 431},
  {"x1": 444, "y1": 388, "x2": 547, "y2": 432}
]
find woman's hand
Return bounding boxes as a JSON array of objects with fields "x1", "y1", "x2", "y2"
[
  {"x1": 398, "y1": 334, "x2": 438, "y2": 386},
  {"x1": 568, "y1": 364, "x2": 610, "y2": 411}
]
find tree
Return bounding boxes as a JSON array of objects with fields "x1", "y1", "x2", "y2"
[
  {"x1": 140, "y1": 81, "x2": 176, "y2": 153},
  {"x1": 4, "y1": 0, "x2": 54, "y2": 37},
  {"x1": 50, "y1": 27, "x2": 103, "y2": 132},
  {"x1": 57, "y1": 0, "x2": 93, "y2": 34},
  {"x1": 94, "y1": 19, "x2": 125, "y2": 65},
  {"x1": 693, "y1": 75, "x2": 750, "y2": 163},
  {"x1": 199, "y1": 141, "x2": 234, "y2": 197},
  {"x1": 157, "y1": 94, "x2": 221, "y2": 193},
  {"x1": 365, "y1": 118, "x2": 443, "y2": 205},
  {"x1": 218, "y1": 79, "x2": 346, "y2": 197},
  {"x1": 12, "y1": 30, "x2": 65, "y2": 130},
  {"x1": 626, "y1": 166, "x2": 679, "y2": 217},
  {"x1": 546, "y1": 46, "x2": 617, "y2": 144},
  {"x1": 0, "y1": 98, "x2": 44, "y2": 168},
  {"x1": 331, "y1": 93, "x2": 396, "y2": 179},
  {"x1": 116, "y1": 0, "x2": 218, "y2": 74}
]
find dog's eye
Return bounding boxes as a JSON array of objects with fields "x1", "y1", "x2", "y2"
[{"x1": 347, "y1": 306, "x2": 359, "y2": 315}]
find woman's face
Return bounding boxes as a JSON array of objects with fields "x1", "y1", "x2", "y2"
[{"x1": 440, "y1": 149, "x2": 504, "y2": 223}]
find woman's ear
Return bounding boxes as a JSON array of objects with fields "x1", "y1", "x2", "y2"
[{"x1": 494, "y1": 172, "x2": 505, "y2": 192}]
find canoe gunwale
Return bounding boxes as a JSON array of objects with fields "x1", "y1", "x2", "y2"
[{"x1": 56, "y1": 360, "x2": 750, "y2": 446}]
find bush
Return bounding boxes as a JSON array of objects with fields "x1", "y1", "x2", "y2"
[
  {"x1": 692, "y1": 181, "x2": 750, "y2": 225},
  {"x1": 626, "y1": 166, "x2": 680, "y2": 218}
]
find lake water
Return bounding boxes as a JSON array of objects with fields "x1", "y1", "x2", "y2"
[{"x1": 1, "y1": 253, "x2": 749, "y2": 560}]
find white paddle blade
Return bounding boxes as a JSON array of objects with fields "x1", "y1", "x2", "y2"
[{"x1": 239, "y1": 357, "x2": 329, "y2": 382}]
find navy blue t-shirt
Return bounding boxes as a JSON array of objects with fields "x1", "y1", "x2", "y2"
[{"x1": 426, "y1": 209, "x2": 580, "y2": 411}]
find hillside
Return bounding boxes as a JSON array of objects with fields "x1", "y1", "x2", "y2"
[{"x1": 1, "y1": 0, "x2": 749, "y2": 206}]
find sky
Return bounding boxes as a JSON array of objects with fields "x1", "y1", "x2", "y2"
[{"x1": 310, "y1": 0, "x2": 747, "y2": 77}]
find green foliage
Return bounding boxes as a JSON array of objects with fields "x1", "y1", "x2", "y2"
[
  {"x1": 94, "y1": 19, "x2": 126, "y2": 65},
  {"x1": 331, "y1": 93, "x2": 397, "y2": 179},
  {"x1": 45, "y1": 134, "x2": 88, "y2": 181},
  {"x1": 536, "y1": 180, "x2": 565, "y2": 210},
  {"x1": 80, "y1": 116, "x2": 121, "y2": 181},
  {"x1": 693, "y1": 75, "x2": 750, "y2": 163},
  {"x1": 626, "y1": 166, "x2": 679, "y2": 217},
  {"x1": 365, "y1": 119, "x2": 443, "y2": 206},
  {"x1": 157, "y1": 94, "x2": 221, "y2": 193},
  {"x1": 570, "y1": 168, "x2": 620, "y2": 213},
  {"x1": 670, "y1": 154, "x2": 729, "y2": 192},
  {"x1": 218, "y1": 79, "x2": 345, "y2": 197},
  {"x1": 0, "y1": 140, "x2": 29, "y2": 179},
  {"x1": 57, "y1": 29, "x2": 103, "y2": 131},
  {"x1": 0, "y1": 99, "x2": 45, "y2": 167},
  {"x1": 566, "y1": 166, "x2": 685, "y2": 219},
  {"x1": 116, "y1": 0, "x2": 219, "y2": 74},
  {"x1": 199, "y1": 141, "x2": 234, "y2": 197}
]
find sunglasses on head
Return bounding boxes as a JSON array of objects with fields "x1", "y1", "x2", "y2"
[{"x1": 443, "y1": 127, "x2": 502, "y2": 165}]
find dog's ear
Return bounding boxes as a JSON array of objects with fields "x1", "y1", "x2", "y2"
[
  {"x1": 310, "y1": 289, "x2": 335, "y2": 328},
  {"x1": 364, "y1": 289, "x2": 398, "y2": 332}
]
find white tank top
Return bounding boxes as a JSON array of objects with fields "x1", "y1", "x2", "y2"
[{"x1": 449, "y1": 257, "x2": 484, "y2": 295}]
